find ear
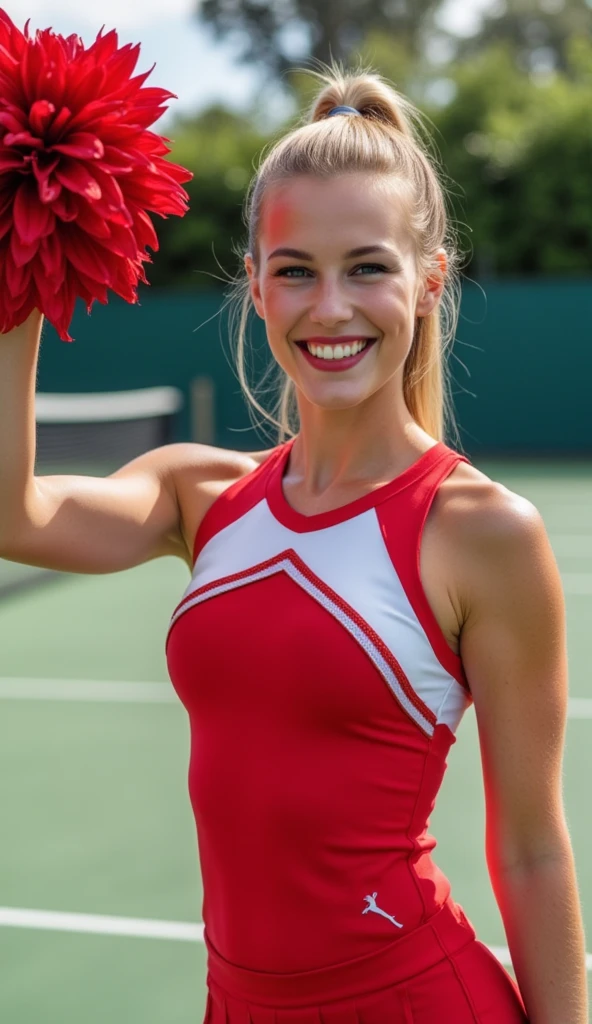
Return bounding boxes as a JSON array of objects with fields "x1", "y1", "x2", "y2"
[
  {"x1": 415, "y1": 249, "x2": 447, "y2": 318},
  {"x1": 244, "y1": 253, "x2": 265, "y2": 320}
]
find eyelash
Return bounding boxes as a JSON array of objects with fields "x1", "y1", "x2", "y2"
[{"x1": 273, "y1": 263, "x2": 390, "y2": 279}]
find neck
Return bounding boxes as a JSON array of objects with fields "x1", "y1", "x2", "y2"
[{"x1": 288, "y1": 382, "x2": 436, "y2": 495}]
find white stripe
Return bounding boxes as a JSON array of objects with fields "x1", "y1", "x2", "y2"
[
  {"x1": 183, "y1": 501, "x2": 468, "y2": 731},
  {"x1": 488, "y1": 945, "x2": 512, "y2": 965},
  {"x1": 0, "y1": 907, "x2": 590, "y2": 971},
  {"x1": 568, "y1": 698, "x2": 592, "y2": 719},
  {"x1": 170, "y1": 556, "x2": 435, "y2": 736},
  {"x1": 282, "y1": 560, "x2": 435, "y2": 736},
  {"x1": 0, "y1": 907, "x2": 203, "y2": 941},
  {"x1": 168, "y1": 560, "x2": 282, "y2": 632},
  {"x1": 0, "y1": 678, "x2": 176, "y2": 703},
  {"x1": 561, "y1": 573, "x2": 592, "y2": 595},
  {"x1": 0, "y1": 680, "x2": 590, "y2": 721},
  {"x1": 488, "y1": 944, "x2": 592, "y2": 972},
  {"x1": 176, "y1": 567, "x2": 592, "y2": 606}
]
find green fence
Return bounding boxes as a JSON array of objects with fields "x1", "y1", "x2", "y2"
[
  {"x1": 36, "y1": 279, "x2": 592, "y2": 455},
  {"x1": 454, "y1": 280, "x2": 592, "y2": 454}
]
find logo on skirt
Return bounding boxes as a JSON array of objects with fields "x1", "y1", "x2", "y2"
[{"x1": 362, "y1": 892, "x2": 403, "y2": 929}]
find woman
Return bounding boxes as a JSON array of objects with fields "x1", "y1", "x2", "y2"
[{"x1": 0, "y1": 70, "x2": 587, "y2": 1022}]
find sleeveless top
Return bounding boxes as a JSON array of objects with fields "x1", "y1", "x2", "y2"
[{"x1": 166, "y1": 439, "x2": 473, "y2": 974}]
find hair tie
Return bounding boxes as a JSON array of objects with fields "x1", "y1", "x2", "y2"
[{"x1": 327, "y1": 105, "x2": 361, "y2": 117}]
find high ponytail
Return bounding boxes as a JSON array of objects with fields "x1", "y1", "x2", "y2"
[
  {"x1": 310, "y1": 71, "x2": 417, "y2": 136},
  {"x1": 232, "y1": 66, "x2": 460, "y2": 444}
]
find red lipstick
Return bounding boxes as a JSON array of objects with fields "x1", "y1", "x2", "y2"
[{"x1": 295, "y1": 336, "x2": 377, "y2": 372}]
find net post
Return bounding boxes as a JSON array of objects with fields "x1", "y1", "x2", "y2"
[{"x1": 191, "y1": 376, "x2": 216, "y2": 446}]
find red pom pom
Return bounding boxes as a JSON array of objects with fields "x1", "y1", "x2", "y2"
[{"x1": 0, "y1": 9, "x2": 192, "y2": 340}]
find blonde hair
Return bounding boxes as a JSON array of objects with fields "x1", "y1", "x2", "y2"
[{"x1": 231, "y1": 67, "x2": 460, "y2": 444}]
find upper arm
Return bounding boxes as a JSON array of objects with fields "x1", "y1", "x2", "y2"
[
  {"x1": 456, "y1": 486, "x2": 569, "y2": 869},
  {"x1": 5, "y1": 443, "x2": 240, "y2": 575}
]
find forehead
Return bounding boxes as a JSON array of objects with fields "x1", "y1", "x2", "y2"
[{"x1": 258, "y1": 173, "x2": 414, "y2": 257}]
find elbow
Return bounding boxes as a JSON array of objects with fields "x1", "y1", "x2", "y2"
[
  {"x1": 0, "y1": 522, "x2": 21, "y2": 560},
  {"x1": 487, "y1": 830, "x2": 575, "y2": 885},
  {"x1": 0, "y1": 484, "x2": 37, "y2": 558},
  {"x1": 0, "y1": 511, "x2": 35, "y2": 563}
]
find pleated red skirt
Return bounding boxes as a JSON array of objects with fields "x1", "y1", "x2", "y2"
[{"x1": 203, "y1": 900, "x2": 528, "y2": 1023}]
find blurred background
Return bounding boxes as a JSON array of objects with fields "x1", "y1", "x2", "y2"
[
  {"x1": 13, "y1": 0, "x2": 592, "y2": 458},
  {"x1": 0, "y1": 1, "x2": 591, "y2": 1021}
]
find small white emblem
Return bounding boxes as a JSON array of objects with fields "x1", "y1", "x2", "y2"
[{"x1": 362, "y1": 892, "x2": 403, "y2": 929}]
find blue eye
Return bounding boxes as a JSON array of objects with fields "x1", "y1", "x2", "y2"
[
  {"x1": 274, "y1": 266, "x2": 310, "y2": 278},
  {"x1": 273, "y1": 263, "x2": 390, "y2": 279},
  {"x1": 352, "y1": 263, "x2": 388, "y2": 275}
]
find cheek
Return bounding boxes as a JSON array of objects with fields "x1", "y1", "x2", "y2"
[
  {"x1": 261, "y1": 282, "x2": 304, "y2": 325},
  {"x1": 379, "y1": 277, "x2": 417, "y2": 318},
  {"x1": 363, "y1": 286, "x2": 406, "y2": 329}
]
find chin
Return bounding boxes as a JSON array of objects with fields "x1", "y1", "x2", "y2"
[{"x1": 298, "y1": 382, "x2": 375, "y2": 411}]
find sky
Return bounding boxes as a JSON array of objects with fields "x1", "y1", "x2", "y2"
[{"x1": 4, "y1": 0, "x2": 495, "y2": 124}]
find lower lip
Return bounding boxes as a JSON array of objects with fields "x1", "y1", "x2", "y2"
[{"x1": 297, "y1": 341, "x2": 376, "y2": 372}]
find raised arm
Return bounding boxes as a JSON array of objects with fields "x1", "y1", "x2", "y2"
[
  {"x1": 453, "y1": 480, "x2": 587, "y2": 1024},
  {"x1": 0, "y1": 312, "x2": 250, "y2": 574}
]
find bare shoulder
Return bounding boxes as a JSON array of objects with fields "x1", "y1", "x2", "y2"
[
  {"x1": 435, "y1": 459, "x2": 544, "y2": 549},
  {"x1": 162, "y1": 441, "x2": 276, "y2": 566},
  {"x1": 426, "y1": 458, "x2": 557, "y2": 626},
  {"x1": 434, "y1": 461, "x2": 568, "y2": 765}
]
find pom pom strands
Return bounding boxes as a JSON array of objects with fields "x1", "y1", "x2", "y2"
[{"x1": 0, "y1": 9, "x2": 192, "y2": 340}]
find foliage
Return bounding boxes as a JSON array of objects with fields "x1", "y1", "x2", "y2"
[
  {"x1": 149, "y1": 106, "x2": 266, "y2": 289},
  {"x1": 197, "y1": 0, "x2": 443, "y2": 82},
  {"x1": 433, "y1": 38, "x2": 592, "y2": 274},
  {"x1": 457, "y1": 0, "x2": 592, "y2": 76},
  {"x1": 154, "y1": 25, "x2": 592, "y2": 284}
]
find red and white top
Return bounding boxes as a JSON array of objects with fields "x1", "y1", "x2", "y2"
[{"x1": 166, "y1": 439, "x2": 472, "y2": 973}]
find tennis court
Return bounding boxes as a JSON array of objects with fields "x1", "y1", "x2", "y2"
[{"x1": 0, "y1": 456, "x2": 591, "y2": 1023}]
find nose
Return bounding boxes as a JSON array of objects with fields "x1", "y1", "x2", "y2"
[{"x1": 309, "y1": 277, "x2": 354, "y2": 327}]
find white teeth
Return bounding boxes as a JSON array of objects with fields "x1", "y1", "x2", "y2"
[{"x1": 306, "y1": 340, "x2": 368, "y2": 361}]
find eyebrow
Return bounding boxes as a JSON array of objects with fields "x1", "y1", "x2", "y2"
[{"x1": 267, "y1": 245, "x2": 400, "y2": 261}]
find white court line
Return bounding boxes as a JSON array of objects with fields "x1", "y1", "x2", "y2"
[
  {"x1": 0, "y1": 678, "x2": 176, "y2": 703},
  {"x1": 569, "y1": 699, "x2": 592, "y2": 719},
  {"x1": 0, "y1": 907, "x2": 590, "y2": 971},
  {"x1": 488, "y1": 943, "x2": 592, "y2": 972},
  {"x1": 0, "y1": 907, "x2": 202, "y2": 941},
  {"x1": 561, "y1": 573, "x2": 592, "y2": 595},
  {"x1": 0, "y1": 679, "x2": 591, "y2": 719}
]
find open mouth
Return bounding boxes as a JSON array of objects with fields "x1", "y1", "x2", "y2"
[{"x1": 295, "y1": 338, "x2": 377, "y2": 371}]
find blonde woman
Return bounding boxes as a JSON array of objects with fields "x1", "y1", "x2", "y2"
[{"x1": 0, "y1": 70, "x2": 587, "y2": 1023}]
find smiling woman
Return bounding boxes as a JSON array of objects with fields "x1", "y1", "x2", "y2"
[
  {"x1": 244, "y1": 172, "x2": 446, "y2": 423},
  {"x1": 165, "y1": 64, "x2": 587, "y2": 1024},
  {"x1": 0, "y1": 59, "x2": 587, "y2": 1024},
  {"x1": 267, "y1": 241, "x2": 402, "y2": 369},
  {"x1": 235, "y1": 72, "x2": 459, "y2": 444}
]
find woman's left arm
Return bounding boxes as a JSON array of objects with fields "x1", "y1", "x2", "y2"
[{"x1": 457, "y1": 487, "x2": 587, "y2": 1024}]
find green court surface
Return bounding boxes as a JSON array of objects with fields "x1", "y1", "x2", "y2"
[{"x1": 0, "y1": 458, "x2": 591, "y2": 1023}]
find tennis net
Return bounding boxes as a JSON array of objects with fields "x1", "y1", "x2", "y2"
[
  {"x1": 35, "y1": 386, "x2": 184, "y2": 472},
  {"x1": 0, "y1": 386, "x2": 184, "y2": 597}
]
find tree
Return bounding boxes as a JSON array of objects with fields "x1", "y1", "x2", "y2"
[
  {"x1": 150, "y1": 29, "x2": 592, "y2": 287},
  {"x1": 433, "y1": 37, "x2": 592, "y2": 274},
  {"x1": 196, "y1": 0, "x2": 445, "y2": 82},
  {"x1": 458, "y1": 0, "x2": 592, "y2": 76},
  {"x1": 149, "y1": 106, "x2": 266, "y2": 289}
]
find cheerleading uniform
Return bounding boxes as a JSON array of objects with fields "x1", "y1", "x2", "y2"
[{"x1": 166, "y1": 439, "x2": 528, "y2": 1023}]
